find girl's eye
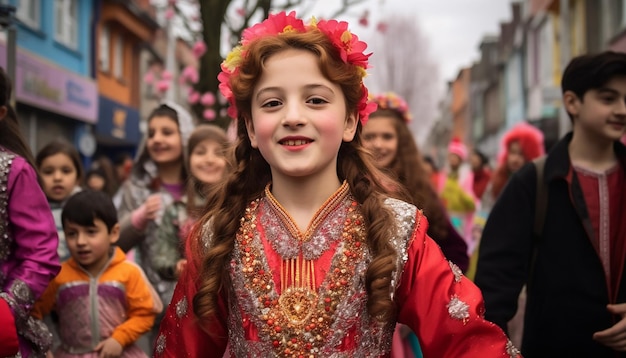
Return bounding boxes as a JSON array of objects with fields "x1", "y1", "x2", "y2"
[
  {"x1": 65, "y1": 231, "x2": 77, "y2": 239},
  {"x1": 87, "y1": 229, "x2": 98, "y2": 235},
  {"x1": 308, "y1": 97, "x2": 327, "y2": 105},
  {"x1": 262, "y1": 100, "x2": 282, "y2": 108}
]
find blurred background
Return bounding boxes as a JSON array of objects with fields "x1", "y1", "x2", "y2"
[{"x1": 0, "y1": 0, "x2": 622, "y2": 168}]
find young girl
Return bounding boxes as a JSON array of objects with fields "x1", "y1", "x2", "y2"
[
  {"x1": 115, "y1": 101, "x2": 194, "y2": 342},
  {"x1": 363, "y1": 92, "x2": 469, "y2": 358},
  {"x1": 155, "y1": 12, "x2": 519, "y2": 357},
  {"x1": 0, "y1": 66, "x2": 60, "y2": 357},
  {"x1": 363, "y1": 92, "x2": 469, "y2": 270},
  {"x1": 152, "y1": 125, "x2": 230, "y2": 282},
  {"x1": 36, "y1": 139, "x2": 84, "y2": 262}
]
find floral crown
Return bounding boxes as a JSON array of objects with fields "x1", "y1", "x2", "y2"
[
  {"x1": 217, "y1": 11, "x2": 376, "y2": 125},
  {"x1": 368, "y1": 92, "x2": 412, "y2": 123}
]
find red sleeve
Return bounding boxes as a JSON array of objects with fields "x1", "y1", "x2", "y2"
[
  {"x1": 0, "y1": 298, "x2": 19, "y2": 357},
  {"x1": 153, "y1": 267, "x2": 229, "y2": 357},
  {"x1": 395, "y1": 214, "x2": 521, "y2": 357}
]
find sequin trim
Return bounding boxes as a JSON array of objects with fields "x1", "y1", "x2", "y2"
[
  {"x1": 155, "y1": 333, "x2": 166, "y2": 356},
  {"x1": 449, "y1": 261, "x2": 463, "y2": 283},
  {"x1": 447, "y1": 295, "x2": 470, "y2": 323},
  {"x1": 0, "y1": 149, "x2": 15, "y2": 264},
  {"x1": 506, "y1": 339, "x2": 521, "y2": 357},
  {"x1": 175, "y1": 297, "x2": 188, "y2": 318}
]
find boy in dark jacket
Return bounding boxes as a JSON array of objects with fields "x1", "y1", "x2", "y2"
[{"x1": 475, "y1": 51, "x2": 626, "y2": 357}]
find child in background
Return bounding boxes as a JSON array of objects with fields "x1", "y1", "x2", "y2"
[
  {"x1": 155, "y1": 11, "x2": 519, "y2": 357},
  {"x1": 152, "y1": 125, "x2": 230, "y2": 281},
  {"x1": 36, "y1": 139, "x2": 84, "y2": 262},
  {"x1": 364, "y1": 92, "x2": 470, "y2": 358},
  {"x1": 0, "y1": 66, "x2": 60, "y2": 357},
  {"x1": 115, "y1": 101, "x2": 194, "y2": 345},
  {"x1": 33, "y1": 190, "x2": 162, "y2": 358}
]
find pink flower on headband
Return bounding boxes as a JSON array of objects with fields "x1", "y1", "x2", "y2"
[
  {"x1": 241, "y1": 11, "x2": 306, "y2": 45},
  {"x1": 368, "y1": 92, "x2": 412, "y2": 123},
  {"x1": 218, "y1": 11, "x2": 374, "y2": 124}
]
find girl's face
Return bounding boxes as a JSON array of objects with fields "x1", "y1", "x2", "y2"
[
  {"x1": 361, "y1": 116, "x2": 398, "y2": 169},
  {"x1": 189, "y1": 139, "x2": 227, "y2": 185},
  {"x1": 246, "y1": 49, "x2": 357, "y2": 183},
  {"x1": 506, "y1": 141, "x2": 526, "y2": 173},
  {"x1": 147, "y1": 116, "x2": 182, "y2": 166},
  {"x1": 40, "y1": 153, "x2": 79, "y2": 202},
  {"x1": 87, "y1": 174, "x2": 106, "y2": 192}
]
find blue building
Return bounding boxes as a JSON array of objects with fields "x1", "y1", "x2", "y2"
[{"x1": 4, "y1": 0, "x2": 98, "y2": 161}]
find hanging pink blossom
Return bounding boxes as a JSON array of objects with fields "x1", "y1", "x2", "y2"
[
  {"x1": 188, "y1": 91, "x2": 200, "y2": 104},
  {"x1": 236, "y1": 8, "x2": 246, "y2": 17},
  {"x1": 165, "y1": 8, "x2": 175, "y2": 20},
  {"x1": 161, "y1": 70, "x2": 173, "y2": 81},
  {"x1": 143, "y1": 71, "x2": 154, "y2": 85},
  {"x1": 156, "y1": 80, "x2": 170, "y2": 93},
  {"x1": 192, "y1": 41, "x2": 207, "y2": 59},
  {"x1": 200, "y1": 92, "x2": 216, "y2": 106},
  {"x1": 377, "y1": 22, "x2": 388, "y2": 34},
  {"x1": 358, "y1": 10, "x2": 369, "y2": 27},
  {"x1": 203, "y1": 108, "x2": 216, "y2": 121},
  {"x1": 181, "y1": 65, "x2": 199, "y2": 84}
]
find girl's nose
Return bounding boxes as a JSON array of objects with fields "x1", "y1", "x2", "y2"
[{"x1": 282, "y1": 103, "x2": 306, "y2": 127}]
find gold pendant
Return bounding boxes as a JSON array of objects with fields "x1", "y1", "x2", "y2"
[{"x1": 278, "y1": 287, "x2": 318, "y2": 326}]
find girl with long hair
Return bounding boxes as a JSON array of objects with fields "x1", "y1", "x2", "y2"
[{"x1": 155, "y1": 12, "x2": 519, "y2": 358}]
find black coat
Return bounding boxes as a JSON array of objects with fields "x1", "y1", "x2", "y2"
[{"x1": 475, "y1": 133, "x2": 626, "y2": 358}]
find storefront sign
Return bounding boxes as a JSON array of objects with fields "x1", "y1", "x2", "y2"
[
  {"x1": 96, "y1": 96, "x2": 141, "y2": 144},
  {"x1": 0, "y1": 42, "x2": 98, "y2": 123}
]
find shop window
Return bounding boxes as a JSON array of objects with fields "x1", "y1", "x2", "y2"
[
  {"x1": 54, "y1": 0, "x2": 78, "y2": 49},
  {"x1": 113, "y1": 35, "x2": 124, "y2": 79},
  {"x1": 99, "y1": 25, "x2": 110, "y2": 72},
  {"x1": 17, "y1": 0, "x2": 40, "y2": 29}
]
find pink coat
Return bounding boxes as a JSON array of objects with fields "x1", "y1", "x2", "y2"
[{"x1": 0, "y1": 148, "x2": 60, "y2": 357}]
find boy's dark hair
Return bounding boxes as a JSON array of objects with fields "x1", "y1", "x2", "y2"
[
  {"x1": 62, "y1": 190, "x2": 118, "y2": 232},
  {"x1": 562, "y1": 51, "x2": 626, "y2": 120}
]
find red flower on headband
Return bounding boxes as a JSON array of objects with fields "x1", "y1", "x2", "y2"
[
  {"x1": 242, "y1": 11, "x2": 306, "y2": 45},
  {"x1": 314, "y1": 19, "x2": 371, "y2": 70},
  {"x1": 368, "y1": 92, "x2": 412, "y2": 123}
]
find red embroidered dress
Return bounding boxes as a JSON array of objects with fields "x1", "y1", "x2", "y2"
[{"x1": 155, "y1": 183, "x2": 519, "y2": 357}]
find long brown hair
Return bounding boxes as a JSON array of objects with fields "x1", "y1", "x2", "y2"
[
  {"x1": 0, "y1": 67, "x2": 37, "y2": 170},
  {"x1": 368, "y1": 109, "x2": 448, "y2": 241},
  {"x1": 190, "y1": 29, "x2": 404, "y2": 324}
]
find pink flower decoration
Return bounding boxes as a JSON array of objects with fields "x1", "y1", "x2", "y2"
[
  {"x1": 181, "y1": 65, "x2": 199, "y2": 84},
  {"x1": 242, "y1": 11, "x2": 306, "y2": 45},
  {"x1": 143, "y1": 71, "x2": 154, "y2": 85},
  {"x1": 188, "y1": 91, "x2": 200, "y2": 104},
  {"x1": 156, "y1": 80, "x2": 170, "y2": 93},
  {"x1": 203, "y1": 109, "x2": 216, "y2": 121},
  {"x1": 236, "y1": 8, "x2": 246, "y2": 17},
  {"x1": 192, "y1": 41, "x2": 207, "y2": 59},
  {"x1": 200, "y1": 92, "x2": 216, "y2": 106},
  {"x1": 165, "y1": 8, "x2": 175, "y2": 20},
  {"x1": 377, "y1": 22, "x2": 388, "y2": 34},
  {"x1": 161, "y1": 70, "x2": 173, "y2": 81},
  {"x1": 358, "y1": 10, "x2": 369, "y2": 27}
]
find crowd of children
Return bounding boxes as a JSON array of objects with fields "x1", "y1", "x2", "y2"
[{"x1": 1, "y1": 8, "x2": 625, "y2": 358}]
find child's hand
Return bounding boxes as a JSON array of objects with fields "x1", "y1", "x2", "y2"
[
  {"x1": 175, "y1": 259, "x2": 188, "y2": 277},
  {"x1": 131, "y1": 194, "x2": 162, "y2": 230},
  {"x1": 94, "y1": 337, "x2": 123, "y2": 358},
  {"x1": 593, "y1": 303, "x2": 626, "y2": 351},
  {"x1": 143, "y1": 194, "x2": 162, "y2": 221}
]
